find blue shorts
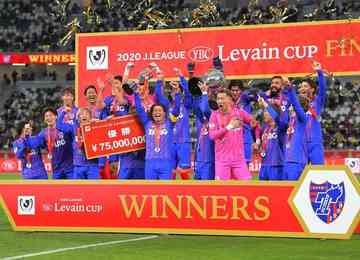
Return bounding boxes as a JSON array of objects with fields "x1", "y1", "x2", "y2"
[
  {"x1": 259, "y1": 165, "x2": 283, "y2": 180},
  {"x1": 194, "y1": 161, "x2": 215, "y2": 180},
  {"x1": 22, "y1": 171, "x2": 48, "y2": 180},
  {"x1": 52, "y1": 168, "x2": 74, "y2": 180},
  {"x1": 98, "y1": 157, "x2": 107, "y2": 169},
  {"x1": 74, "y1": 165, "x2": 100, "y2": 179},
  {"x1": 283, "y1": 162, "x2": 306, "y2": 181},
  {"x1": 145, "y1": 159, "x2": 173, "y2": 180},
  {"x1": 244, "y1": 142, "x2": 252, "y2": 163},
  {"x1": 174, "y1": 142, "x2": 192, "y2": 169},
  {"x1": 118, "y1": 167, "x2": 145, "y2": 179},
  {"x1": 308, "y1": 143, "x2": 324, "y2": 165}
]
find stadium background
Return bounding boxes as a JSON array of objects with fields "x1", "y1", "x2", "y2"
[{"x1": 0, "y1": 0, "x2": 359, "y2": 258}]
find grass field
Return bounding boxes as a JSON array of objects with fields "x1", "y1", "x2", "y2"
[{"x1": 0, "y1": 173, "x2": 359, "y2": 260}]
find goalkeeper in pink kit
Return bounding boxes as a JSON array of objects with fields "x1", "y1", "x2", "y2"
[{"x1": 209, "y1": 89, "x2": 259, "y2": 180}]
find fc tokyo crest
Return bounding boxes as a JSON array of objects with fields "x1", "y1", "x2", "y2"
[{"x1": 310, "y1": 181, "x2": 345, "y2": 224}]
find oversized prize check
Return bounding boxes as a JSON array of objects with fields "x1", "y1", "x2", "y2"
[{"x1": 82, "y1": 115, "x2": 145, "y2": 159}]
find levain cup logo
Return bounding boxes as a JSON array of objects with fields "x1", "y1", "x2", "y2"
[
  {"x1": 86, "y1": 46, "x2": 108, "y2": 70},
  {"x1": 17, "y1": 196, "x2": 35, "y2": 215},
  {"x1": 310, "y1": 181, "x2": 345, "y2": 224}
]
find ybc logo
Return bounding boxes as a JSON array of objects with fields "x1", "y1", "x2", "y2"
[
  {"x1": 187, "y1": 46, "x2": 214, "y2": 62},
  {"x1": 17, "y1": 196, "x2": 35, "y2": 215},
  {"x1": 310, "y1": 181, "x2": 345, "y2": 224},
  {"x1": 86, "y1": 46, "x2": 108, "y2": 70}
]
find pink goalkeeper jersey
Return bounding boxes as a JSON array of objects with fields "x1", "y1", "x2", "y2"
[{"x1": 209, "y1": 107, "x2": 254, "y2": 162}]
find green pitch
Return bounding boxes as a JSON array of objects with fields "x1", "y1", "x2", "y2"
[{"x1": 0, "y1": 173, "x2": 359, "y2": 260}]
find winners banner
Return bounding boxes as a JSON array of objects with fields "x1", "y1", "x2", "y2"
[
  {"x1": 0, "y1": 166, "x2": 359, "y2": 239},
  {"x1": 76, "y1": 19, "x2": 360, "y2": 106},
  {"x1": 82, "y1": 115, "x2": 145, "y2": 159}
]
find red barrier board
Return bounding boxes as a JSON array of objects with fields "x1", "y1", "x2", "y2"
[
  {"x1": 76, "y1": 19, "x2": 360, "y2": 106},
  {"x1": 82, "y1": 115, "x2": 145, "y2": 159},
  {"x1": 0, "y1": 166, "x2": 359, "y2": 239}
]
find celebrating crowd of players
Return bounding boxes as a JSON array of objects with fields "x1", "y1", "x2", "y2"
[{"x1": 13, "y1": 60, "x2": 326, "y2": 181}]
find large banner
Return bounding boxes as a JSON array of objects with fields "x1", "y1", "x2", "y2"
[
  {"x1": 82, "y1": 115, "x2": 145, "y2": 159},
  {"x1": 0, "y1": 53, "x2": 75, "y2": 64},
  {"x1": 1, "y1": 151, "x2": 360, "y2": 175},
  {"x1": 76, "y1": 19, "x2": 360, "y2": 106},
  {"x1": 0, "y1": 166, "x2": 359, "y2": 239}
]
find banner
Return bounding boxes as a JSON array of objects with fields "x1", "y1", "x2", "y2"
[
  {"x1": 0, "y1": 166, "x2": 359, "y2": 239},
  {"x1": 0, "y1": 158, "x2": 51, "y2": 173},
  {"x1": 0, "y1": 53, "x2": 75, "y2": 64},
  {"x1": 1, "y1": 151, "x2": 359, "y2": 174},
  {"x1": 76, "y1": 19, "x2": 360, "y2": 106},
  {"x1": 82, "y1": 115, "x2": 145, "y2": 159}
]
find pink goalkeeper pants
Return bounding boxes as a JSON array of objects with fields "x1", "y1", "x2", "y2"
[{"x1": 215, "y1": 160, "x2": 251, "y2": 180}]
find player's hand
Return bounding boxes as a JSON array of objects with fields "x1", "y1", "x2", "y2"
[
  {"x1": 252, "y1": 143, "x2": 259, "y2": 151},
  {"x1": 97, "y1": 77, "x2": 106, "y2": 93},
  {"x1": 250, "y1": 119, "x2": 258, "y2": 128},
  {"x1": 173, "y1": 67, "x2": 182, "y2": 77},
  {"x1": 312, "y1": 60, "x2": 321, "y2": 71},
  {"x1": 109, "y1": 162, "x2": 118, "y2": 176},
  {"x1": 105, "y1": 73, "x2": 114, "y2": 85},
  {"x1": 198, "y1": 81, "x2": 208, "y2": 94},
  {"x1": 23, "y1": 123, "x2": 32, "y2": 136},
  {"x1": 126, "y1": 62, "x2": 134, "y2": 70},
  {"x1": 257, "y1": 96, "x2": 267, "y2": 108},
  {"x1": 230, "y1": 118, "x2": 241, "y2": 129},
  {"x1": 170, "y1": 81, "x2": 180, "y2": 93},
  {"x1": 282, "y1": 76, "x2": 291, "y2": 87}
]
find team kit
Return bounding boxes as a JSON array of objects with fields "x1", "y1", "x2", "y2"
[{"x1": 13, "y1": 60, "x2": 326, "y2": 181}]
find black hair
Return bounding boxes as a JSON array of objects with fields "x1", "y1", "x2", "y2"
[
  {"x1": 148, "y1": 103, "x2": 167, "y2": 122},
  {"x1": 301, "y1": 78, "x2": 317, "y2": 93},
  {"x1": 228, "y1": 79, "x2": 244, "y2": 90},
  {"x1": 216, "y1": 88, "x2": 232, "y2": 98},
  {"x1": 271, "y1": 76, "x2": 283, "y2": 82},
  {"x1": 43, "y1": 107, "x2": 57, "y2": 117},
  {"x1": 114, "y1": 75, "x2": 123, "y2": 82},
  {"x1": 84, "y1": 85, "x2": 97, "y2": 95},
  {"x1": 62, "y1": 86, "x2": 74, "y2": 96},
  {"x1": 16, "y1": 121, "x2": 27, "y2": 136}
]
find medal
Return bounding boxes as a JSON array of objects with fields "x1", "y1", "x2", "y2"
[
  {"x1": 48, "y1": 154, "x2": 52, "y2": 159},
  {"x1": 154, "y1": 147, "x2": 160, "y2": 153},
  {"x1": 26, "y1": 163, "x2": 32, "y2": 168},
  {"x1": 260, "y1": 152, "x2": 266, "y2": 158}
]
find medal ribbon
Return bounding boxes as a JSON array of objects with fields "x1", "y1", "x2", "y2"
[
  {"x1": 76, "y1": 127, "x2": 84, "y2": 150},
  {"x1": 261, "y1": 126, "x2": 272, "y2": 156},
  {"x1": 286, "y1": 114, "x2": 296, "y2": 147},
  {"x1": 154, "y1": 123, "x2": 161, "y2": 151},
  {"x1": 47, "y1": 128, "x2": 56, "y2": 158}
]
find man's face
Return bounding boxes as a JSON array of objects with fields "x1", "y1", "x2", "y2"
[
  {"x1": 85, "y1": 88, "x2": 97, "y2": 104},
  {"x1": 44, "y1": 111, "x2": 56, "y2": 127},
  {"x1": 78, "y1": 110, "x2": 91, "y2": 124},
  {"x1": 62, "y1": 92, "x2": 74, "y2": 107},
  {"x1": 112, "y1": 79, "x2": 122, "y2": 95},
  {"x1": 152, "y1": 106, "x2": 165, "y2": 123},
  {"x1": 298, "y1": 81, "x2": 313, "y2": 99},
  {"x1": 270, "y1": 78, "x2": 283, "y2": 96},
  {"x1": 217, "y1": 93, "x2": 232, "y2": 112},
  {"x1": 230, "y1": 86, "x2": 241, "y2": 101}
]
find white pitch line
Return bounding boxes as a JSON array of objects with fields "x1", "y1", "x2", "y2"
[{"x1": 2, "y1": 235, "x2": 159, "y2": 260}]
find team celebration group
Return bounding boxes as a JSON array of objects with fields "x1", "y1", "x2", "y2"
[{"x1": 13, "y1": 60, "x2": 326, "y2": 181}]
